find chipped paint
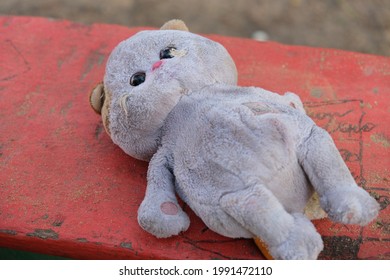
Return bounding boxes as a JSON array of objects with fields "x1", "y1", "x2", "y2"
[
  {"x1": 320, "y1": 236, "x2": 361, "y2": 259},
  {"x1": 374, "y1": 219, "x2": 390, "y2": 234},
  {"x1": 120, "y1": 242, "x2": 133, "y2": 250},
  {"x1": 370, "y1": 133, "x2": 390, "y2": 148},
  {"x1": 76, "y1": 238, "x2": 88, "y2": 243},
  {"x1": 359, "y1": 102, "x2": 373, "y2": 109},
  {"x1": 52, "y1": 214, "x2": 65, "y2": 227},
  {"x1": 367, "y1": 172, "x2": 389, "y2": 186},
  {"x1": 27, "y1": 229, "x2": 59, "y2": 240},
  {"x1": 310, "y1": 87, "x2": 324, "y2": 98},
  {"x1": 0, "y1": 229, "x2": 17, "y2": 235}
]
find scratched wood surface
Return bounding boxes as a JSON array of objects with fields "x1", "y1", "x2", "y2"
[{"x1": 0, "y1": 16, "x2": 389, "y2": 259}]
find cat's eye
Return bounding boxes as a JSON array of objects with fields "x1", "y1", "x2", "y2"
[
  {"x1": 160, "y1": 47, "x2": 177, "y2": 59},
  {"x1": 130, "y1": 72, "x2": 146, "y2": 86}
]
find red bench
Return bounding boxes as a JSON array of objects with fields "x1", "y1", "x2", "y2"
[{"x1": 0, "y1": 16, "x2": 389, "y2": 259}]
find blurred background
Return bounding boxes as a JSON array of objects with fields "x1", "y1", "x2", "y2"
[{"x1": 1, "y1": 0, "x2": 389, "y2": 56}]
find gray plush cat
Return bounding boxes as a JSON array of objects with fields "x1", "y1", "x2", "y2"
[{"x1": 90, "y1": 20, "x2": 379, "y2": 259}]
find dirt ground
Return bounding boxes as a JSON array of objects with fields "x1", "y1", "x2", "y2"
[{"x1": 1, "y1": 0, "x2": 389, "y2": 56}]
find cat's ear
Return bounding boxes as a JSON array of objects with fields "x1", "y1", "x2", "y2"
[
  {"x1": 90, "y1": 82, "x2": 105, "y2": 115},
  {"x1": 160, "y1": 19, "x2": 189, "y2": 32}
]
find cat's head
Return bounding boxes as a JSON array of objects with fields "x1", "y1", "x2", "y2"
[{"x1": 90, "y1": 20, "x2": 237, "y2": 161}]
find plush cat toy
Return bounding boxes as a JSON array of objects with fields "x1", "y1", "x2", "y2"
[{"x1": 89, "y1": 20, "x2": 379, "y2": 259}]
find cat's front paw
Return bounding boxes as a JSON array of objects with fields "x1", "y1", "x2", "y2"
[
  {"x1": 138, "y1": 200, "x2": 190, "y2": 238},
  {"x1": 321, "y1": 187, "x2": 379, "y2": 226}
]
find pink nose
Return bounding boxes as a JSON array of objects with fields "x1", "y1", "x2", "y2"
[{"x1": 152, "y1": 60, "x2": 163, "y2": 71}]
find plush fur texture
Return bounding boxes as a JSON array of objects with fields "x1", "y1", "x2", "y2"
[{"x1": 90, "y1": 20, "x2": 379, "y2": 259}]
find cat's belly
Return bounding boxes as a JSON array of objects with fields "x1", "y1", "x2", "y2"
[{"x1": 169, "y1": 97, "x2": 313, "y2": 236}]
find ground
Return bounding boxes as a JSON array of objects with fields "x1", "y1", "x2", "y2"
[{"x1": 1, "y1": 0, "x2": 389, "y2": 56}]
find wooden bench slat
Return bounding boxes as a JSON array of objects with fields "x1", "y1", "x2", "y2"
[{"x1": 0, "y1": 16, "x2": 389, "y2": 259}]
